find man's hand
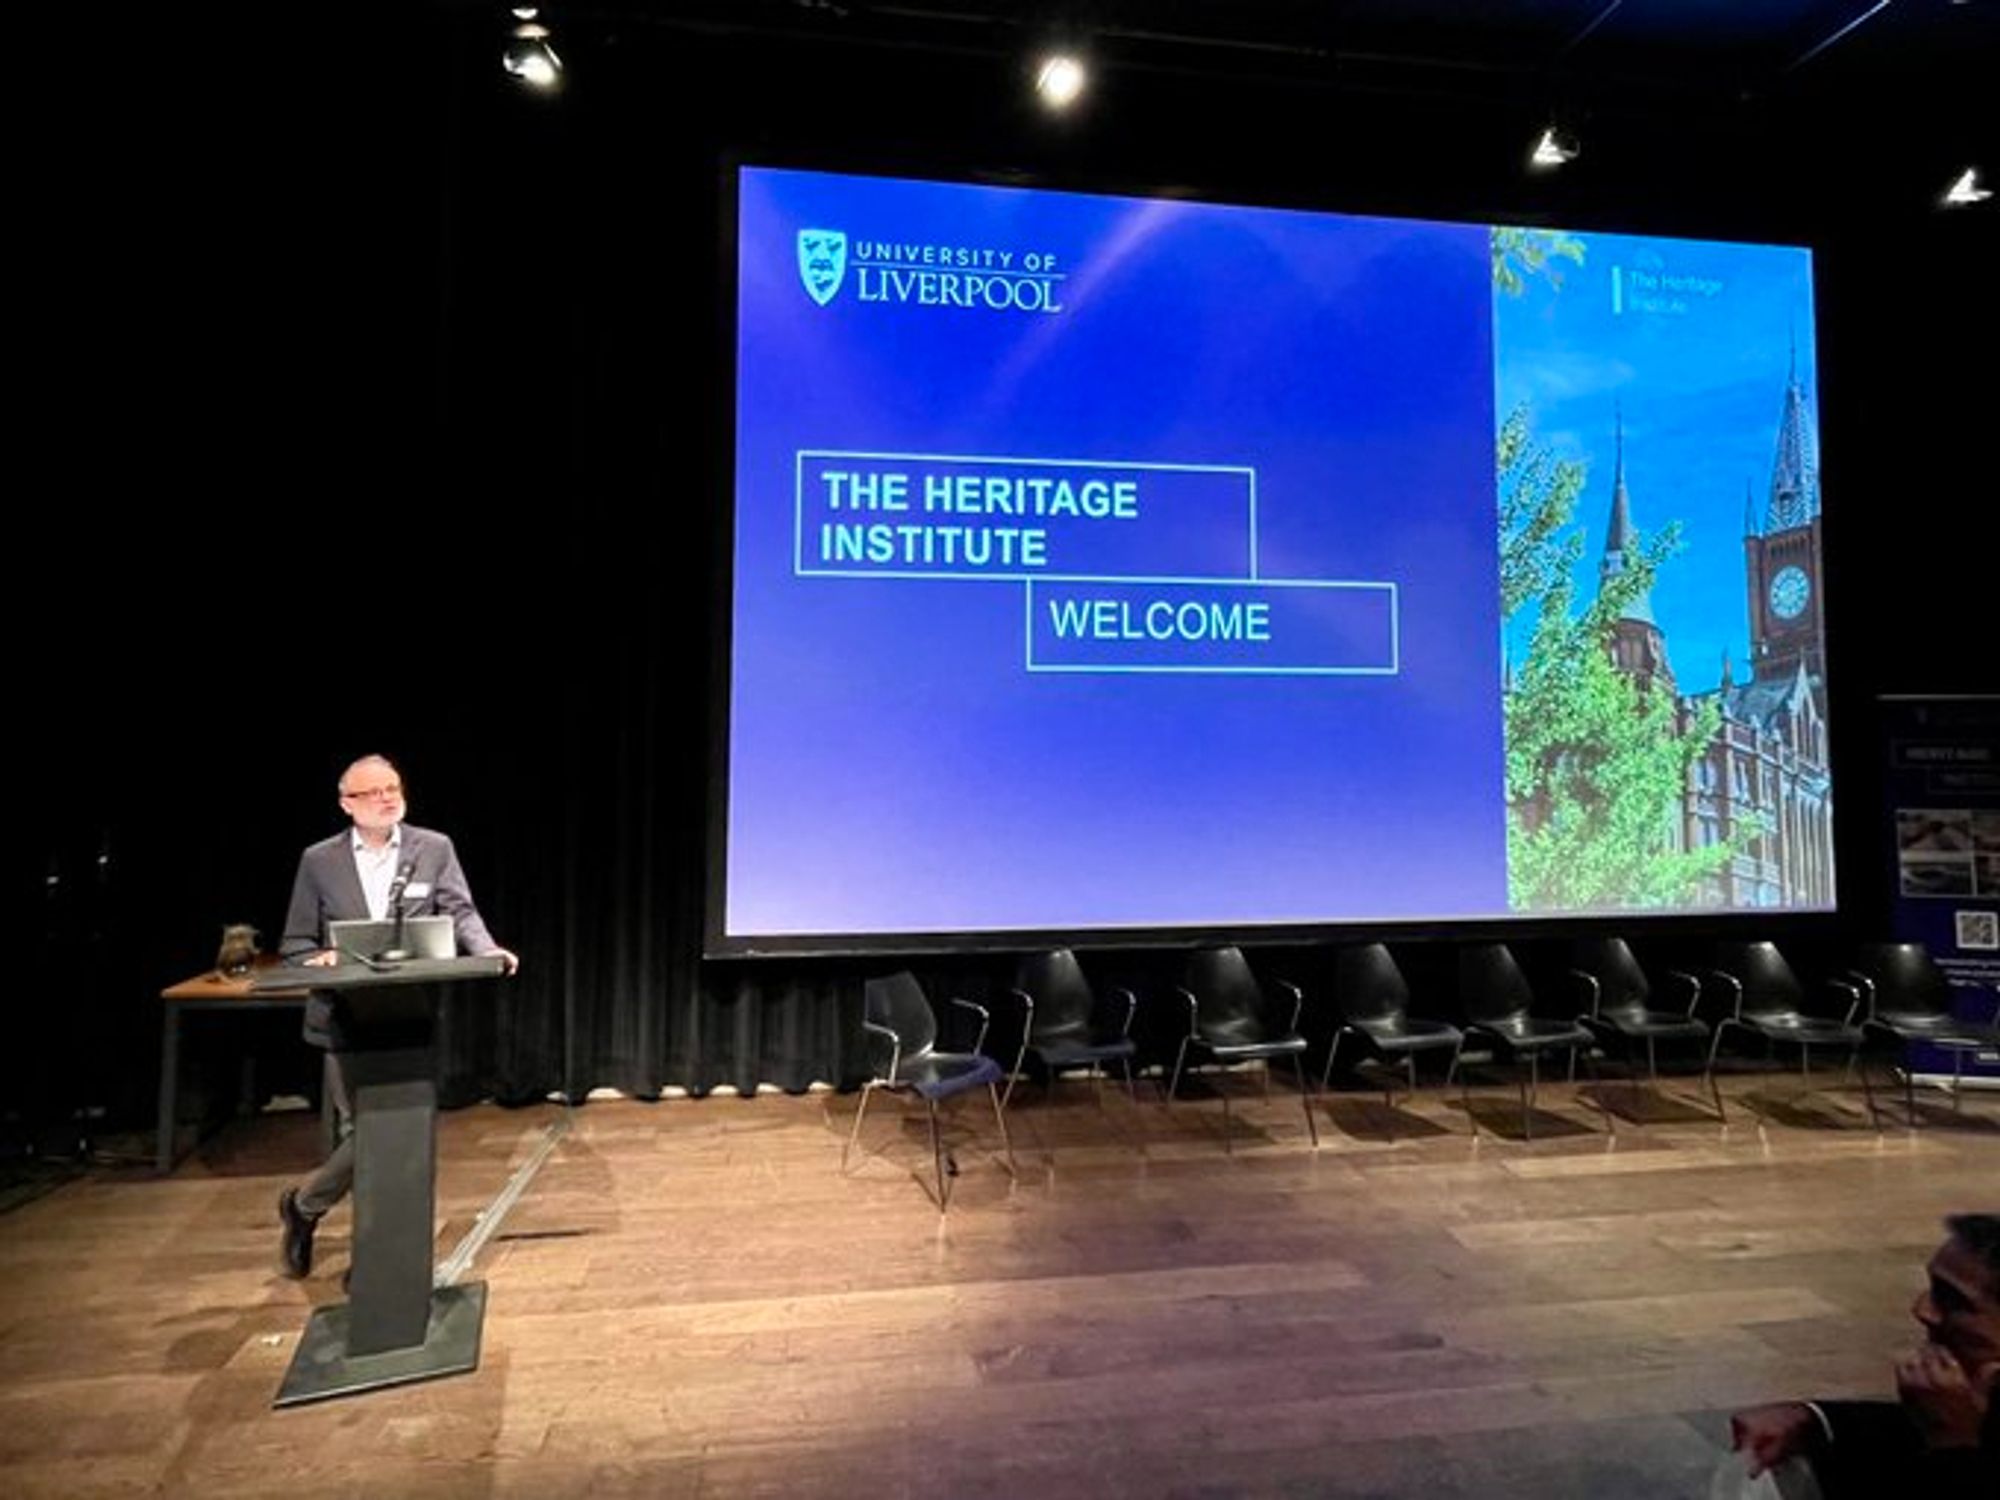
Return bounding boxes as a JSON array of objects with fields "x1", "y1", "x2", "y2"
[
  {"x1": 1730, "y1": 1402, "x2": 1818, "y2": 1477},
  {"x1": 1896, "y1": 1343, "x2": 1995, "y2": 1451},
  {"x1": 304, "y1": 950, "x2": 338, "y2": 968},
  {"x1": 492, "y1": 947, "x2": 520, "y2": 976}
]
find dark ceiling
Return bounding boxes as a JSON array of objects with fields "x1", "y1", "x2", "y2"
[
  {"x1": 548, "y1": 0, "x2": 1988, "y2": 116},
  {"x1": 474, "y1": 1, "x2": 1989, "y2": 222}
]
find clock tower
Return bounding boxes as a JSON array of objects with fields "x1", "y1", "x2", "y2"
[{"x1": 1745, "y1": 351, "x2": 1824, "y2": 690}]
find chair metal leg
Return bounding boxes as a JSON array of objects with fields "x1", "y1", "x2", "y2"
[
  {"x1": 988, "y1": 1082, "x2": 1018, "y2": 1177},
  {"x1": 1293, "y1": 1053, "x2": 1319, "y2": 1148},
  {"x1": 1219, "y1": 1069, "x2": 1234, "y2": 1155},
  {"x1": 1168, "y1": 1048, "x2": 1192, "y2": 1120},
  {"x1": 1120, "y1": 1056, "x2": 1138, "y2": 1105},
  {"x1": 1001, "y1": 1037, "x2": 1030, "y2": 1113},
  {"x1": 1647, "y1": 1035, "x2": 1659, "y2": 1083},
  {"x1": 1703, "y1": 1022, "x2": 1731, "y2": 1124},
  {"x1": 1853, "y1": 1045, "x2": 1877, "y2": 1130},
  {"x1": 1579, "y1": 1046, "x2": 1615, "y2": 1134},
  {"x1": 842, "y1": 1081, "x2": 878, "y2": 1173},
  {"x1": 927, "y1": 1097, "x2": 949, "y2": 1213},
  {"x1": 1447, "y1": 1037, "x2": 1473, "y2": 1136},
  {"x1": 1321, "y1": 1031, "x2": 1343, "y2": 1095},
  {"x1": 1519, "y1": 1053, "x2": 1534, "y2": 1141}
]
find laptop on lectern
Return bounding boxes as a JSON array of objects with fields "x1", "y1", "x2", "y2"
[{"x1": 326, "y1": 915, "x2": 456, "y2": 964}]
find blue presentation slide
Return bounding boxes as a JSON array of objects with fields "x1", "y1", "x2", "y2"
[{"x1": 724, "y1": 167, "x2": 1827, "y2": 943}]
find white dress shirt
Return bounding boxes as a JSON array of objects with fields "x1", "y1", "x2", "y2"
[{"x1": 349, "y1": 825, "x2": 405, "y2": 920}]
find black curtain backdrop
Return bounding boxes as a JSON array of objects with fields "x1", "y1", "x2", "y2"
[{"x1": 18, "y1": 8, "x2": 1991, "y2": 1146}]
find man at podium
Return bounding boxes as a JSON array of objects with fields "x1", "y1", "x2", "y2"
[{"x1": 275, "y1": 753, "x2": 518, "y2": 1279}]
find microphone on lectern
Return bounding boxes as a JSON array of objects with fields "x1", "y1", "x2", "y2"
[{"x1": 378, "y1": 859, "x2": 417, "y2": 963}]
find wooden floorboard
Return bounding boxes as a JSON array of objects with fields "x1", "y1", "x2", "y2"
[{"x1": 1, "y1": 1073, "x2": 1994, "y2": 1498}]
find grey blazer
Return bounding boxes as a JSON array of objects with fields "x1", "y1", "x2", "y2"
[{"x1": 280, "y1": 823, "x2": 500, "y2": 1048}]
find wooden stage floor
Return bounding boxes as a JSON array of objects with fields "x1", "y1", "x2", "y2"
[{"x1": 2, "y1": 1071, "x2": 1995, "y2": 1498}]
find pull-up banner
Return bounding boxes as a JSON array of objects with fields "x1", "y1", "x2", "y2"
[{"x1": 1881, "y1": 693, "x2": 2000, "y2": 1084}]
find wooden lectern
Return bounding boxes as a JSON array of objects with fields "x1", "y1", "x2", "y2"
[{"x1": 255, "y1": 954, "x2": 507, "y2": 1407}]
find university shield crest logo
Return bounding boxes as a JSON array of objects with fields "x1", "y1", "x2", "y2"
[{"x1": 797, "y1": 229, "x2": 848, "y2": 306}]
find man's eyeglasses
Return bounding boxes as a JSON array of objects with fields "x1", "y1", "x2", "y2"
[{"x1": 341, "y1": 785, "x2": 404, "y2": 802}]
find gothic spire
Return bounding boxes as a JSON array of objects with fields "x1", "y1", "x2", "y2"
[
  {"x1": 1765, "y1": 338, "x2": 1821, "y2": 533},
  {"x1": 1598, "y1": 403, "x2": 1657, "y2": 625}
]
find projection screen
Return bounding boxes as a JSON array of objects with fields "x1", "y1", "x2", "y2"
[{"x1": 718, "y1": 165, "x2": 1833, "y2": 951}]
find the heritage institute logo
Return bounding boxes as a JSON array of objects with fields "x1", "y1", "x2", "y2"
[
  {"x1": 797, "y1": 229, "x2": 848, "y2": 307},
  {"x1": 794, "y1": 224, "x2": 1066, "y2": 314}
]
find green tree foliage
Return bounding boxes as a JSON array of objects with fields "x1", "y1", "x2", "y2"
[
  {"x1": 1496, "y1": 407, "x2": 1585, "y2": 619},
  {"x1": 1491, "y1": 225, "x2": 1748, "y2": 909},
  {"x1": 1498, "y1": 407, "x2": 1747, "y2": 911},
  {"x1": 1490, "y1": 225, "x2": 1587, "y2": 298}
]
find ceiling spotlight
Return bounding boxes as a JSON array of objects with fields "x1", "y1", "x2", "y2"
[
  {"x1": 1034, "y1": 52, "x2": 1088, "y2": 110},
  {"x1": 504, "y1": 7, "x2": 563, "y2": 90},
  {"x1": 1530, "y1": 126, "x2": 1580, "y2": 170},
  {"x1": 1942, "y1": 168, "x2": 1991, "y2": 207}
]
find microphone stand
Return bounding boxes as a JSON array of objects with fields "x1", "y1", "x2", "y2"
[{"x1": 378, "y1": 866, "x2": 415, "y2": 964}]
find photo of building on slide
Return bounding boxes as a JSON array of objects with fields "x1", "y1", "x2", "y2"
[{"x1": 1494, "y1": 226, "x2": 1832, "y2": 914}]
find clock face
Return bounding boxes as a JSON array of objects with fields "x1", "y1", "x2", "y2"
[{"x1": 1770, "y1": 565, "x2": 1810, "y2": 621}]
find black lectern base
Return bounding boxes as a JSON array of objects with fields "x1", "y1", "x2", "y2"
[{"x1": 275, "y1": 1282, "x2": 487, "y2": 1408}]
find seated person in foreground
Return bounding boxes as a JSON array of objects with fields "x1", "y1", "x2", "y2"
[{"x1": 1730, "y1": 1212, "x2": 1998, "y2": 1498}]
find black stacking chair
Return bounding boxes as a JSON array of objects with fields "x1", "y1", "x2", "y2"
[
  {"x1": 1569, "y1": 936, "x2": 1711, "y2": 1113},
  {"x1": 842, "y1": 971, "x2": 1018, "y2": 1211},
  {"x1": 1850, "y1": 942, "x2": 1996, "y2": 1122},
  {"x1": 1323, "y1": 943, "x2": 1466, "y2": 1125},
  {"x1": 1455, "y1": 943, "x2": 1609, "y2": 1139},
  {"x1": 1003, "y1": 948, "x2": 1140, "y2": 1111},
  {"x1": 1169, "y1": 946, "x2": 1318, "y2": 1150},
  {"x1": 1701, "y1": 941, "x2": 1874, "y2": 1125}
]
